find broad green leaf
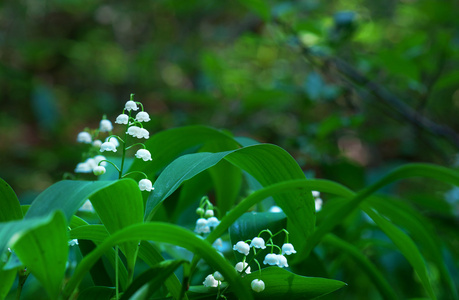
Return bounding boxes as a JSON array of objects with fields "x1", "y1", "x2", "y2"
[
  {"x1": 128, "y1": 125, "x2": 240, "y2": 179},
  {"x1": 25, "y1": 180, "x2": 132, "y2": 222},
  {"x1": 145, "y1": 144, "x2": 314, "y2": 244},
  {"x1": 243, "y1": 267, "x2": 346, "y2": 299},
  {"x1": 0, "y1": 177, "x2": 22, "y2": 221},
  {"x1": 120, "y1": 260, "x2": 187, "y2": 300},
  {"x1": 64, "y1": 223, "x2": 253, "y2": 300},
  {"x1": 322, "y1": 234, "x2": 398, "y2": 300},
  {"x1": 362, "y1": 204, "x2": 436, "y2": 300},
  {"x1": 0, "y1": 262, "x2": 16, "y2": 299},
  {"x1": 11, "y1": 211, "x2": 68, "y2": 299},
  {"x1": 88, "y1": 178, "x2": 144, "y2": 274}
]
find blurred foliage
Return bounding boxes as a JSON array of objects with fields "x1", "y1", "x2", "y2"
[{"x1": 1, "y1": 0, "x2": 459, "y2": 298}]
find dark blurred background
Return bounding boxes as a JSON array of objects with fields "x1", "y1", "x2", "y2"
[{"x1": 1, "y1": 0, "x2": 459, "y2": 199}]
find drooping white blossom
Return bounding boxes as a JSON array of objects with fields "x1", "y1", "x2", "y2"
[
  {"x1": 100, "y1": 141, "x2": 117, "y2": 152},
  {"x1": 315, "y1": 198, "x2": 323, "y2": 212},
  {"x1": 139, "y1": 179, "x2": 153, "y2": 192},
  {"x1": 233, "y1": 241, "x2": 250, "y2": 256},
  {"x1": 75, "y1": 162, "x2": 92, "y2": 173},
  {"x1": 115, "y1": 114, "x2": 129, "y2": 124},
  {"x1": 235, "y1": 262, "x2": 251, "y2": 274},
  {"x1": 250, "y1": 237, "x2": 266, "y2": 249},
  {"x1": 93, "y1": 166, "x2": 106, "y2": 176},
  {"x1": 268, "y1": 206, "x2": 283, "y2": 213},
  {"x1": 195, "y1": 218, "x2": 210, "y2": 234},
  {"x1": 138, "y1": 128, "x2": 149, "y2": 139},
  {"x1": 281, "y1": 243, "x2": 297, "y2": 255},
  {"x1": 212, "y1": 238, "x2": 223, "y2": 251},
  {"x1": 99, "y1": 119, "x2": 113, "y2": 132},
  {"x1": 92, "y1": 140, "x2": 102, "y2": 148},
  {"x1": 206, "y1": 216, "x2": 220, "y2": 228},
  {"x1": 204, "y1": 209, "x2": 214, "y2": 218},
  {"x1": 135, "y1": 111, "x2": 150, "y2": 122},
  {"x1": 77, "y1": 132, "x2": 92, "y2": 144},
  {"x1": 263, "y1": 253, "x2": 278, "y2": 266},
  {"x1": 125, "y1": 100, "x2": 139, "y2": 111},
  {"x1": 251, "y1": 279, "x2": 265, "y2": 293},
  {"x1": 135, "y1": 149, "x2": 152, "y2": 161},
  {"x1": 276, "y1": 254, "x2": 288, "y2": 268},
  {"x1": 312, "y1": 190, "x2": 320, "y2": 198},
  {"x1": 68, "y1": 239, "x2": 79, "y2": 246},
  {"x1": 203, "y1": 274, "x2": 220, "y2": 287},
  {"x1": 105, "y1": 136, "x2": 120, "y2": 147},
  {"x1": 127, "y1": 126, "x2": 141, "y2": 137}
]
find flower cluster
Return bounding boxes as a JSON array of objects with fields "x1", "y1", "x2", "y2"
[
  {"x1": 232, "y1": 229, "x2": 297, "y2": 293},
  {"x1": 74, "y1": 94, "x2": 155, "y2": 192},
  {"x1": 194, "y1": 196, "x2": 220, "y2": 234}
]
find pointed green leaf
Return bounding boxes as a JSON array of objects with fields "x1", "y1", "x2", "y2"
[
  {"x1": 11, "y1": 211, "x2": 68, "y2": 299},
  {"x1": 0, "y1": 177, "x2": 22, "y2": 221},
  {"x1": 362, "y1": 205, "x2": 436, "y2": 300},
  {"x1": 78, "y1": 287, "x2": 115, "y2": 299},
  {"x1": 243, "y1": 267, "x2": 346, "y2": 299}
]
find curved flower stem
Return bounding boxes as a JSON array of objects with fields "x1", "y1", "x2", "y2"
[
  {"x1": 122, "y1": 171, "x2": 148, "y2": 179},
  {"x1": 99, "y1": 160, "x2": 121, "y2": 173},
  {"x1": 125, "y1": 143, "x2": 146, "y2": 150},
  {"x1": 107, "y1": 134, "x2": 125, "y2": 144}
]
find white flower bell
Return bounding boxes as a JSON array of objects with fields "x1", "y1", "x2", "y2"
[
  {"x1": 204, "y1": 209, "x2": 214, "y2": 218},
  {"x1": 282, "y1": 243, "x2": 297, "y2": 255},
  {"x1": 235, "y1": 262, "x2": 251, "y2": 274},
  {"x1": 203, "y1": 274, "x2": 220, "y2": 287},
  {"x1": 99, "y1": 119, "x2": 113, "y2": 132},
  {"x1": 250, "y1": 237, "x2": 266, "y2": 249},
  {"x1": 77, "y1": 132, "x2": 92, "y2": 144},
  {"x1": 263, "y1": 253, "x2": 278, "y2": 266},
  {"x1": 251, "y1": 279, "x2": 265, "y2": 293},
  {"x1": 92, "y1": 140, "x2": 102, "y2": 148},
  {"x1": 233, "y1": 241, "x2": 250, "y2": 256},
  {"x1": 139, "y1": 128, "x2": 149, "y2": 139},
  {"x1": 315, "y1": 198, "x2": 323, "y2": 212},
  {"x1": 75, "y1": 162, "x2": 92, "y2": 173},
  {"x1": 135, "y1": 149, "x2": 152, "y2": 161},
  {"x1": 125, "y1": 100, "x2": 139, "y2": 111},
  {"x1": 93, "y1": 155, "x2": 107, "y2": 167},
  {"x1": 135, "y1": 111, "x2": 150, "y2": 122},
  {"x1": 139, "y1": 179, "x2": 153, "y2": 192},
  {"x1": 127, "y1": 126, "x2": 141, "y2": 137},
  {"x1": 276, "y1": 254, "x2": 288, "y2": 268},
  {"x1": 312, "y1": 190, "x2": 320, "y2": 198},
  {"x1": 105, "y1": 137, "x2": 119, "y2": 147},
  {"x1": 115, "y1": 114, "x2": 129, "y2": 124},
  {"x1": 93, "y1": 166, "x2": 106, "y2": 176},
  {"x1": 268, "y1": 206, "x2": 283, "y2": 213},
  {"x1": 195, "y1": 218, "x2": 210, "y2": 234},
  {"x1": 68, "y1": 239, "x2": 79, "y2": 246},
  {"x1": 100, "y1": 141, "x2": 117, "y2": 152},
  {"x1": 207, "y1": 217, "x2": 220, "y2": 228}
]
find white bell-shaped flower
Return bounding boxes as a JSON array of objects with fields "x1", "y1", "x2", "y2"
[
  {"x1": 100, "y1": 141, "x2": 117, "y2": 152},
  {"x1": 281, "y1": 243, "x2": 297, "y2": 255},
  {"x1": 93, "y1": 166, "x2": 106, "y2": 176},
  {"x1": 206, "y1": 217, "x2": 220, "y2": 228},
  {"x1": 68, "y1": 239, "x2": 79, "y2": 247},
  {"x1": 233, "y1": 241, "x2": 250, "y2": 256},
  {"x1": 251, "y1": 279, "x2": 265, "y2": 293},
  {"x1": 93, "y1": 155, "x2": 107, "y2": 167},
  {"x1": 213, "y1": 271, "x2": 224, "y2": 281},
  {"x1": 135, "y1": 111, "x2": 150, "y2": 122},
  {"x1": 92, "y1": 140, "x2": 102, "y2": 148},
  {"x1": 276, "y1": 254, "x2": 288, "y2": 268},
  {"x1": 75, "y1": 162, "x2": 92, "y2": 173},
  {"x1": 203, "y1": 274, "x2": 220, "y2": 287},
  {"x1": 315, "y1": 198, "x2": 323, "y2": 212},
  {"x1": 250, "y1": 237, "x2": 266, "y2": 249},
  {"x1": 235, "y1": 262, "x2": 251, "y2": 274},
  {"x1": 105, "y1": 137, "x2": 119, "y2": 147},
  {"x1": 115, "y1": 114, "x2": 129, "y2": 124},
  {"x1": 99, "y1": 119, "x2": 113, "y2": 132},
  {"x1": 268, "y1": 206, "x2": 283, "y2": 213},
  {"x1": 77, "y1": 132, "x2": 92, "y2": 144},
  {"x1": 125, "y1": 100, "x2": 139, "y2": 111},
  {"x1": 127, "y1": 126, "x2": 141, "y2": 137},
  {"x1": 195, "y1": 218, "x2": 210, "y2": 234},
  {"x1": 204, "y1": 209, "x2": 214, "y2": 218},
  {"x1": 138, "y1": 128, "x2": 149, "y2": 139},
  {"x1": 312, "y1": 190, "x2": 320, "y2": 198},
  {"x1": 263, "y1": 253, "x2": 278, "y2": 266},
  {"x1": 139, "y1": 179, "x2": 153, "y2": 192},
  {"x1": 135, "y1": 149, "x2": 152, "y2": 161}
]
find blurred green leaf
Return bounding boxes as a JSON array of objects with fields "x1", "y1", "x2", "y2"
[{"x1": 0, "y1": 177, "x2": 23, "y2": 222}]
